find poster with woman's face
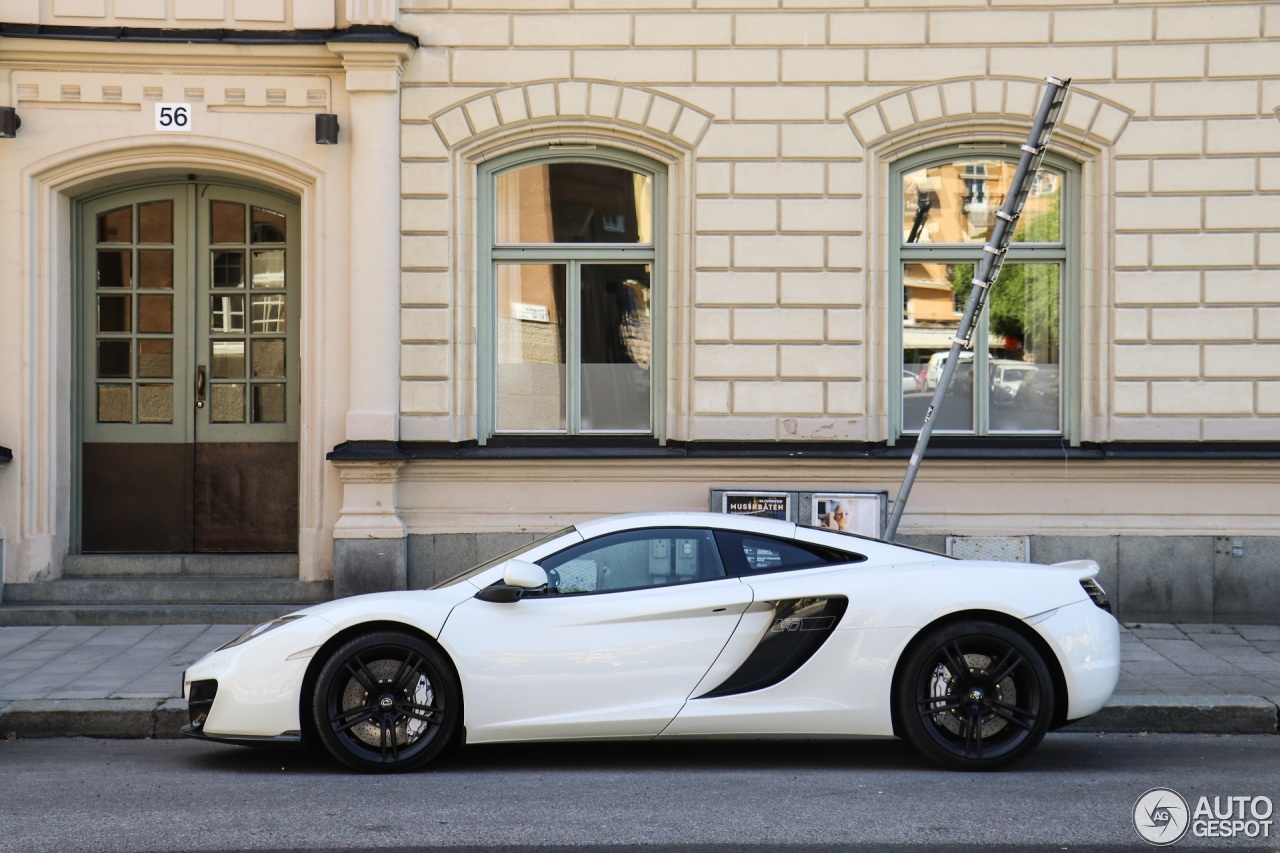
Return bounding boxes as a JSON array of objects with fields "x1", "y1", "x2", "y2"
[{"x1": 812, "y1": 494, "x2": 882, "y2": 537}]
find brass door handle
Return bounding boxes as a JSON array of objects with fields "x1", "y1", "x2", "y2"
[{"x1": 195, "y1": 365, "x2": 206, "y2": 409}]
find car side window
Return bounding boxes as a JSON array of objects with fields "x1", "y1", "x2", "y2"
[
  {"x1": 713, "y1": 530, "x2": 864, "y2": 577},
  {"x1": 539, "y1": 528, "x2": 725, "y2": 595}
]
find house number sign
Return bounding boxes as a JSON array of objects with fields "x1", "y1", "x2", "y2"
[{"x1": 155, "y1": 103, "x2": 192, "y2": 132}]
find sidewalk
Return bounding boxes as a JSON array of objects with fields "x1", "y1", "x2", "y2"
[{"x1": 1, "y1": 622, "x2": 1278, "y2": 739}]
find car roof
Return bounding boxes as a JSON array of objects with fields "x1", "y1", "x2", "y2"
[{"x1": 573, "y1": 510, "x2": 797, "y2": 539}]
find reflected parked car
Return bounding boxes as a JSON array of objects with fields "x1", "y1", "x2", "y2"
[{"x1": 991, "y1": 362, "x2": 1037, "y2": 406}]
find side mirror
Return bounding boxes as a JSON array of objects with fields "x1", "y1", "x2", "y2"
[{"x1": 474, "y1": 559, "x2": 548, "y2": 603}]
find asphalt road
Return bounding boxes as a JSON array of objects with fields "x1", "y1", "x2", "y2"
[{"x1": 2, "y1": 734, "x2": 1278, "y2": 852}]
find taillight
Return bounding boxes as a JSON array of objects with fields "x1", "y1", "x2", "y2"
[{"x1": 1080, "y1": 578, "x2": 1112, "y2": 613}]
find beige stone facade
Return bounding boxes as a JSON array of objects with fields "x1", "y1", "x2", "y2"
[{"x1": 0, "y1": 0, "x2": 1277, "y2": 619}]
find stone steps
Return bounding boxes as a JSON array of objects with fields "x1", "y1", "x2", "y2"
[{"x1": 0, "y1": 554, "x2": 331, "y2": 626}]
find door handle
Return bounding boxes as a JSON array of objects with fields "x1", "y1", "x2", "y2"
[{"x1": 195, "y1": 365, "x2": 206, "y2": 409}]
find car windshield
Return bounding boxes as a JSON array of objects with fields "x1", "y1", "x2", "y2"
[{"x1": 430, "y1": 527, "x2": 575, "y2": 588}]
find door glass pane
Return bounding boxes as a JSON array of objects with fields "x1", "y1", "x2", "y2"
[
  {"x1": 580, "y1": 264, "x2": 651, "y2": 432},
  {"x1": 902, "y1": 160, "x2": 1062, "y2": 244},
  {"x1": 97, "y1": 251, "x2": 131, "y2": 289},
  {"x1": 250, "y1": 295, "x2": 286, "y2": 333},
  {"x1": 98, "y1": 295, "x2": 132, "y2": 332},
  {"x1": 496, "y1": 263, "x2": 566, "y2": 432},
  {"x1": 138, "y1": 384, "x2": 173, "y2": 424},
  {"x1": 210, "y1": 295, "x2": 245, "y2": 333},
  {"x1": 211, "y1": 201, "x2": 245, "y2": 244},
  {"x1": 252, "y1": 384, "x2": 286, "y2": 423},
  {"x1": 251, "y1": 339, "x2": 285, "y2": 378},
  {"x1": 97, "y1": 385, "x2": 132, "y2": 423},
  {"x1": 901, "y1": 262, "x2": 973, "y2": 433},
  {"x1": 138, "y1": 339, "x2": 172, "y2": 378},
  {"x1": 251, "y1": 250, "x2": 285, "y2": 288},
  {"x1": 211, "y1": 384, "x2": 245, "y2": 423},
  {"x1": 989, "y1": 263, "x2": 1061, "y2": 432},
  {"x1": 139, "y1": 250, "x2": 173, "y2": 289},
  {"x1": 97, "y1": 340, "x2": 131, "y2": 378},
  {"x1": 138, "y1": 295, "x2": 173, "y2": 334},
  {"x1": 97, "y1": 207, "x2": 132, "y2": 243},
  {"x1": 212, "y1": 251, "x2": 245, "y2": 288},
  {"x1": 251, "y1": 207, "x2": 286, "y2": 243},
  {"x1": 138, "y1": 201, "x2": 173, "y2": 244},
  {"x1": 496, "y1": 163, "x2": 652, "y2": 244},
  {"x1": 211, "y1": 341, "x2": 246, "y2": 378}
]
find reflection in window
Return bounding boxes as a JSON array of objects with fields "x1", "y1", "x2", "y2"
[
  {"x1": 898, "y1": 152, "x2": 1070, "y2": 437},
  {"x1": 497, "y1": 162, "x2": 652, "y2": 244}
]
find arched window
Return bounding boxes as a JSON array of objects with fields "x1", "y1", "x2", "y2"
[
  {"x1": 478, "y1": 146, "x2": 665, "y2": 440},
  {"x1": 892, "y1": 146, "x2": 1078, "y2": 439}
]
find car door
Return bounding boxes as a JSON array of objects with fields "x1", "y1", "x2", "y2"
[{"x1": 440, "y1": 527, "x2": 753, "y2": 743}]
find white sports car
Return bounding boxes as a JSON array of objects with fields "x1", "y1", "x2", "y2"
[{"x1": 182, "y1": 511, "x2": 1119, "y2": 772}]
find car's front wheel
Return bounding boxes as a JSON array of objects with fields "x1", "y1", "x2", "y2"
[
  {"x1": 897, "y1": 620, "x2": 1053, "y2": 771},
  {"x1": 313, "y1": 631, "x2": 459, "y2": 773}
]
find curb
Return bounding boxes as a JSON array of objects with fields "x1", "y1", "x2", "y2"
[
  {"x1": 2, "y1": 696, "x2": 1278, "y2": 740},
  {"x1": 1063, "y1": 694, "x2": 1279, "y2": 735},
  {"x1": 0, "y1": 698, "x2": 189, "y2": 740}
]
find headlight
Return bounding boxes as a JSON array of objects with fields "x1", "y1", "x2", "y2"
[{"x1": 218, "y1": 615, "x2": 306, "y2": 651}]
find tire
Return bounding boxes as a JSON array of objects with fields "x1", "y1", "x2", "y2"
[
  {"x1": 313, "y1": 631, "x2": 459, "y2": 773},
  {"x1": 896, "y1": 620, "x2": 1053, "y2": 771}
]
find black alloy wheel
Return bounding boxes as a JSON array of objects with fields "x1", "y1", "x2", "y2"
[
  {"x1": 897, "y1": 620, "x2": 1053, "y2": 771},
  {"x1": 313, "y1": 631, "x2": 459, "y2": 773}
]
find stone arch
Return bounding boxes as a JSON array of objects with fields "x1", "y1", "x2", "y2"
[
  {"x1": 431, "y1": 81, "x2": 713, "y2": 154},
  {"x1": 845, "y1": 77, "x2": 1132, "y2": 153}
]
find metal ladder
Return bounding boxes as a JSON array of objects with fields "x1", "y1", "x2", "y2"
[{"x1": 885, "y1": 76, "x2": 1072, "y2": 541}]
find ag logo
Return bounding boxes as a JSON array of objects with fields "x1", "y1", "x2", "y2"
[{"x1": 1134, "y1": 788, "x2": 1190, "y2": 846}]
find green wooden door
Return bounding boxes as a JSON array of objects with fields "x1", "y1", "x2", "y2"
[{"x1": 79, "y1": 183, "x2": 300, "y2": 553}]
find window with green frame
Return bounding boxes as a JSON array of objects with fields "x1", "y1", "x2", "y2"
[
  {"x1": 892, "y1": 146, "x2": 1077, "y2": 438},
  {"x1": 478, "y1": 147, "x2": 665, "y2": 440}
]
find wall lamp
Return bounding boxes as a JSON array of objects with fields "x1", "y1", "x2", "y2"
[
  {"x1": 0, "y1": 106, "x2": 20, "y2": 138},
  {"x1": 315, "y1": 113, "x2": 339, "y2": 145}
]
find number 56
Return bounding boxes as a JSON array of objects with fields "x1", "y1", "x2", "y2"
[{"x1": 155, "y1": 103, "x2": 192, "y2": 132}]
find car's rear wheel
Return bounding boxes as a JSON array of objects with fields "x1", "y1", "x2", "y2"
[
  {"x1": 897, "y1": 620, "x2": 1053, "y2": 771},
  {"x1": 313, "y1": 631, "x2": 458, "y2": 773}
]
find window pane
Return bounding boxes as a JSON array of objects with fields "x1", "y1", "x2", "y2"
[
  {"x1": 137, "y1": 339, "x2": 172, "y2": 379},
  {"x1": 250, "y1": 294, "x2": 287, "y2": 333},
  {"x1": 251, "y1": 250, "x2": 284, "y2": 289},
  {"x1": 97, "y1": 251, "x2": 131, "y2": 289},
  {"x1": 210, "y1": 295, "x2": 245, "y2": 333},
  {"x1": 97, "y1": 340, "x2": 131, "y2": 378},
  {"x1": 211, "y1": 383, "x2": 245, "y2": 423},
  {"x1": 902, "y1": 261, "x2": 973, "y2": 433},
  {"x1": 138, "y1": 201, "x2": 173, "y2": 244},
  {"x1": 138, "y1": 295, "x2": 172, "y2": 334},
  {"x1": 902, "y1": 160, "x2": 1062, "y2": 244},
  {"x1": 138, "y1": 250, "x2": 173, "y2": 289},
  {"x1": 580, "y1": 264, "x2": 651, "y2": 432},
  {"x1": 251, "y1": 384, "x2": 286, "y2": 423},
  {"x1": 251, "y1": 339, "x2": 285, "y2": 378},
  {"x1": 251, "y1": 207, "x2": 286, "y2": 243},
  {"x1": 138, "y1": 384, "x2": 173, "y2": 424},
  {"x1": 213, "y1": 251, "x2": 245, "y2": 288},
  {"x1": 496, "y1": 264, "x2": 566, "y2": 432},
  {"x1": 541, "y1": 529, "x2": 723, "y2": 594},
  {"x1": 211, "y1": 201, "x2": 245, "y2": 244},
  {"x1": 989, "y1": 263, "x2": 1061, "y2": 432},
  {"x1": 97, "y1": 207, "x2": 132, "y2": 243},
  {"x1": 211, "y1": 341, "x2": 246, "y2": 378},
  {"x1": 496, "y1": 163, "x2": 652, "y2": 244},
  {"x1": 97, "y1": 385, "x2": 131, "y2": 423},
  {"x1": 98, "y1": 295, "x2": 132, "y2": 333}
]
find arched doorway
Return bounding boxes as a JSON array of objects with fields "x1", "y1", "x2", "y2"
[{"x1": 77, "y1": 179, "x2": 300, "y2": 553}]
